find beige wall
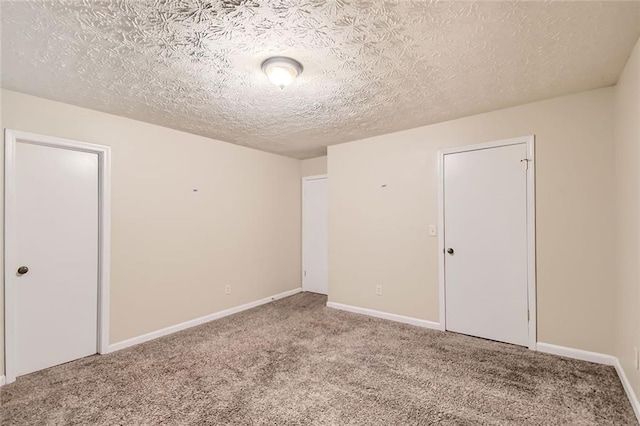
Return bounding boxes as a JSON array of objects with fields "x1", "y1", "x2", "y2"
[
  {"x1": 614, "y1": 37, "x2": 640, "y2": 399},
  {"x1": 301, "y1": 156, "x2": 327, "y2": 177},
  {"x1": 0, "y1": 90, "x2": 4, "y2": 376},
  {"x1": 328, "y1": 87, "x2": 616, "y2": 354},
  {"x1": 0, "y1": 70, "x2": 631, "y2": 378},
  {"x1": 0, "y1": 89, "x2": 302, "y2": 375}
]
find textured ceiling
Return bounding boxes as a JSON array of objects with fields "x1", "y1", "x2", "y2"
[{"x1": 2, "y1": 1, "x2": 640, "y2": 159}]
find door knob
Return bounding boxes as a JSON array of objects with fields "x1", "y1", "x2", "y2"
[
  {"x1": 17, "y1": 266, "x2": 29, "y2": 275},
  {"x1": 447, "y1": 248, "x2": 454, "y2": 255}
]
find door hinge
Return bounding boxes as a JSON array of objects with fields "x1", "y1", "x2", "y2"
[
  {"x1": 520, "y1": 159, "x2": 531, "y2": 170},
  {"x1": 527, "y1": 309, "x2": 530, "y2": 321},
  {"x1": 304, "y1": 270, "x2": 306, "y2": 277}
]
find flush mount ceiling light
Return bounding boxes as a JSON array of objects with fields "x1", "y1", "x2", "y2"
[{"x1": 262, "y1": 57, "x2": 303, "y2": 89}]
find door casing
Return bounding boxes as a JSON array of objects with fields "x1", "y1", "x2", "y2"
[
  {"x1": 302, "y1": 174, "x2": 328, "y2": 295},
  {"x1": 4, "y1": 129, "x2": 112, "y2": 384},
  {"x1": 437, "y1": 135, "x2": 536, "y2": 349}
]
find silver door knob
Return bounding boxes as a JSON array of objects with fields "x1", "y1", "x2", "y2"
[
  {"x1": 447, "y1": 248, "x2": 454, "y2": 255},
  {"x1": 17, "y1": 266, "x2": 29, "y2": 275}
]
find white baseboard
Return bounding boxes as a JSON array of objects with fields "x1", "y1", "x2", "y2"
[
  {"x1": 326, "y1": 301, "x2": 443, "y2": 331},
  {"x1": 537, "y1": 343, "x2": 639, "y2": 423},
  {"x1": 0, "y1": 375, "x2": 5, "y2": 387},
  {"x1": 536, "y1": 342, "x2": 616, "y2": 365},
  {"x1": 105, "y1": 288, "x2": 302, "y2": 353},
  {"x1": 614, "y1": 358, "x2": 640, "y2": 422}
]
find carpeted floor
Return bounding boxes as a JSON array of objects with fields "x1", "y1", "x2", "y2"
[{"x1": 1, "y1": 292, "x2": 636, "y2": 425}]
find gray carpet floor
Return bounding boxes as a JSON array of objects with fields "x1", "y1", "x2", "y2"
[{"x1": 1, "y1": 292, "x2": 636, "y2": 425}]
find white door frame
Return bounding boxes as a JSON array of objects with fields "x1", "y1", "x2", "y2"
[
  {"x1": 4, "y1": 129, "x2": 112, "y2": 384},
  {"x1": 437, "y1": 135, "x2": 536, "y2": 349},
  {"x1": 301, "y1": 174, "x2": 328, "y2": 292}
]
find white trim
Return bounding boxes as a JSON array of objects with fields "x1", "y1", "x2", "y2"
[
  {"x1": 326, "y1": 301, "x2": 443, "y2": 331},
  {"x1": 525, "y1": 139, "x2": 537, "y2": 350},
  {"x1": 437, "y1": 135, "x2": 537, "y2": 349},
  {"x1": 536, "y1": 342, "x2": 616, "y2": 365},
  {"x1": 438, "y1": 136, "x2": 530, "y2": 155},
  {"x1": 437, "y1": 153, "x2": 446, "y2": 328},
  {"x1": 0, "y1": 375, "x2": 5, "y2": 387},
  {"x1": 3, "y1": 129, "x2": 112, "y2": 384},
  {"x1": 301, "y1": 174, "x2": 328, "y2": 294},
  {"x1": 302, "y1": 174, "x2": 328, "y2": 181},
  {"x1": 105, "y1": 288, "x2": 302, "y2": 353},
  {"x1": 537, "y1": 342, "x2": 639, "y2": 422},
  {"x1": 614, "y1": 358, "x2": 640, "y2": 422}
]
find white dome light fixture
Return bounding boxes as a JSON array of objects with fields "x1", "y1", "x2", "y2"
[{"x1": 262, "y1": 57, "x2": 303, "y2": 89}]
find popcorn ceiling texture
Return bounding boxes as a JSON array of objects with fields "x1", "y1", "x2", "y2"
[{"x1": 1, "y1": 1, "x2": 639, "y2": 159}]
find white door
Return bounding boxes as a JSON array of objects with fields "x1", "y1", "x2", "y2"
[
  {"x1": 444, "y1": 143, "x2": 529, "y2": 346},
  {"x1": 12, "y1": 141, "x2": 99, "y2": 376},
  {"x1": 302, "y1": 177, "x2": 328, "y2": 295}
]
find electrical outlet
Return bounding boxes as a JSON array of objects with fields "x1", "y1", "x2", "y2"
[
  {"x1": 375, "y1": 285, "x2": 383, "y2": 296},
  {"x1": 635, "y1": 347, "x2": 639, "y2": 370},
  {"x1": 225, "y1": 285, "x2": 231, "y2": 295}
]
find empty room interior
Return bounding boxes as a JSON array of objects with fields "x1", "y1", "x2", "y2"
[{"x1": 1, "y1": 0, "x2": 640, "y2": 424}]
